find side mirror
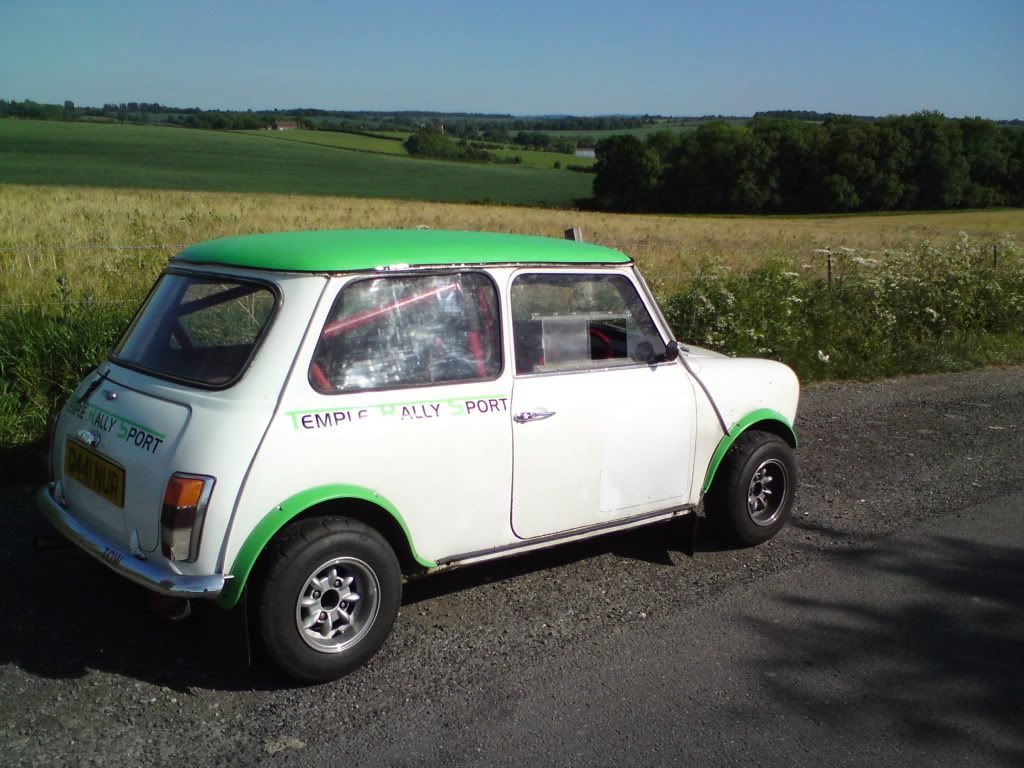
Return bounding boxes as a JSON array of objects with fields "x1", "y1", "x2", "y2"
[
  {"x1": 635, "y1": 341, "x2": 655, "y2": 364},
  {"x1": 663, "y1": 340, "x2": 680, "y2": 361}
]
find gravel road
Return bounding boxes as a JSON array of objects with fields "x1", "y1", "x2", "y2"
[{"x1": 1, "y1": 366, "x2": 1022, "y2": 767}]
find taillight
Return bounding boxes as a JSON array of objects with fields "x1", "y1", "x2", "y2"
[{"x1": 161, "y1": 473, "x2": 215, "y2": 562}]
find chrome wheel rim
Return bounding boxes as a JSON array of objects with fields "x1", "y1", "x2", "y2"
[
  {"x1": 747, "y1": 459, "x2": 788, "y2": 527},
  {"x1": 295, "y1": 556, "x2": 380, "y2": 653}
]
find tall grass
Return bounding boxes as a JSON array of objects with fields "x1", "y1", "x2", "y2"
[
  {"x1": 0, "y1": 281, "x2": 135, "y2": 480},
  {"x1": 660, "y1": 233, "x2": 1024, "y2": 380},
  {"x1": 3, "y1": 184, "x2": 1023, "y2": 303}
]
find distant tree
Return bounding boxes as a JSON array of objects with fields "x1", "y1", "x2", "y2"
[
  {"x1": 657, "y1": 122, "x2": 770, "y2": 213},
  {"x1": 404, "y1": 128, "x2": 490, "y2": 161},
  {"x1": 749, "y1": 118, "x2": 825, "y2": 211},
  {"x1": 959, "y1": 117, "x2": 1012, "y2": 206},
  {"x1": 821, "y1": 173, "x2": 860, "y2": 211},
  {"x1": 889, "y1": 112, "x2": 969, "y2": 208},
  {"x1": 593, "y1": 135, "x2": 660, "y2": 212}
]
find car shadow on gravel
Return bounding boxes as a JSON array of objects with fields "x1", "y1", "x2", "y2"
[
  {"x1": 403, "y1": 515, "x2": 729, "y2": 605},
  {"x1": 2, "y1": 490, "x2": 281, "y2": 692},
  {"x1": 742, "y1": 531, "x2": 1024, "y2": 766},
  {"x1": 4, "y1": 496, "x2": 730, "y2": 689},
  {"x1": 0, "y1": 546, "x2": 280, "y2": 692}
]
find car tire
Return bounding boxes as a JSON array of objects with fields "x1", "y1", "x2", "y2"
[
  {"x1": 256, "y1": 516, "x2": 401, "y2": 683},
  {"x1": 704, "y1": 430, "x2": 796, "y2": 546}
]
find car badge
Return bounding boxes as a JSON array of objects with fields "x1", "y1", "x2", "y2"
[{"x1": 77, "y1": 429, "x2": 100, "y2": 447}]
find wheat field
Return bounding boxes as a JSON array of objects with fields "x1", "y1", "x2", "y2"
[{"x1": 2, "y1": 183, "x2": 1022, "y2": 304}]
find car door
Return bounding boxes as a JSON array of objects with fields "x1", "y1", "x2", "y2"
[
  {"x1": 508, "y1": 270, "x2": 696, "y2": 539},
  {"x1": 247, "y1": 270, "x2": 516, "y2": 563}
]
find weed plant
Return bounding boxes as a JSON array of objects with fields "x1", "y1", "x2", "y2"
[
  {"x1": 660, "y1": 233, "x2": 1024, "y2": 380},
  {"x1": 0, "y1": 280, "x2": 134, "y2": 479}
]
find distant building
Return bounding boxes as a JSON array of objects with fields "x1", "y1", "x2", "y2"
[
  {"x1": 270, "y1": 120, "x2": 298, "y2": 131},
  {"x1": 575, "y1": 148, "x2": 596, "y2": 158}
]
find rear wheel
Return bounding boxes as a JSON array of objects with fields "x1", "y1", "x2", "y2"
[
  {"x1": 257, "y1": 517, "x2": 401, "y2": 683},
  {"x1": 705, "y1": 430, "x2": 796, "y2": 546}
]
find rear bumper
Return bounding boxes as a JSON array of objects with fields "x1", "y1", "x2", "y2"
[{"x1": 36, "y1": 482, "x2": 226, "y2": 599}]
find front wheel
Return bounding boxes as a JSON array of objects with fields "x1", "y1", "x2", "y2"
[
  {"x1": 704, "y1": 430, "x2": 796, "y2": 546},
  {"x1": 257, "y1": 517, "x2": 401, "y2": 683}
]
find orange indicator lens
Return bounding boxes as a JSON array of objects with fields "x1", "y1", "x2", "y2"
[{"x1": 164, "y1": 476, "x2": 204, "y2": 508}]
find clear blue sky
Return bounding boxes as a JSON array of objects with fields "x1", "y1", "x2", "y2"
[{"x1": 2, "y1": 0, "x2": 1021, "y2": 118}]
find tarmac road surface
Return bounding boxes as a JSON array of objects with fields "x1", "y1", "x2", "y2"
[{"x1": 1, "y1": 366, "x2": 1022, "y2": 767}]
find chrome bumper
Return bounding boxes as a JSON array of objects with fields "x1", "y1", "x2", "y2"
[{"x1": 36, "y1": 483, "x2": 225, "y2": 598}]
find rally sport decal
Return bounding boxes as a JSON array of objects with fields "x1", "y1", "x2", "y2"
[
  {"x1": 64, "y1": 400, "x2": 166, "y2": 454},
  {"x1": 287, "y1": 395, "x2": 509, "y2": 432}
]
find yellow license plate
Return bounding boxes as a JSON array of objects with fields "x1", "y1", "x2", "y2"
[{"x1": 65, "y1": 439, "x2": 125, "y2": 507}]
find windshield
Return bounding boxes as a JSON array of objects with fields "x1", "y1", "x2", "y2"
[{"x1": 112, "y1": 272, "x2": 277, "y2": 387}]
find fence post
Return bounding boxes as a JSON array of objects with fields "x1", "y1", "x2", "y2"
[{"x1": 564, "y1": 227, "x2": 584, "y2": 242}]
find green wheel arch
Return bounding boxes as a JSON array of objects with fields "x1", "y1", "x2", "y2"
[
  {"x1": 216, "y1": 485, "x2": 434, "y2": 609},
  {"x1": 701, "y1": 409, "x2": 798, "y2": 494}
]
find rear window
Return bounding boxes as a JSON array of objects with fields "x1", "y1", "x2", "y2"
[{"x1": 112, "y1": 273, "x2": 276, "y2": 387}]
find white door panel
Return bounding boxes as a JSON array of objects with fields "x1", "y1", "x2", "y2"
[{"x1": 511, "y1": 364, "x2": 695, "y2": 539}]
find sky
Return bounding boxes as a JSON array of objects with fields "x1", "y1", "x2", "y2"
[{"x1": 2, "y1": 0, "x2": 1022, "y2": 119}]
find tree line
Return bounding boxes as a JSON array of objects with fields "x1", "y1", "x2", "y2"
[{"x1": 592, "y1": 113, "x2": 1024, "y2": 213}]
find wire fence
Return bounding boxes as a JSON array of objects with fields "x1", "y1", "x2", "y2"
[
  {"x1": 0, "y1": 243, "x2": 188, "y2": 253},
  {"x1": 0, "y1": 298, "x2": 140, "y2": 308},
  {"x1": 5, "y1": 235, "x2": 1001, "y2": 310},
  {"x1": 0, "y1": 241, "x2": 186, "y2": 309}
]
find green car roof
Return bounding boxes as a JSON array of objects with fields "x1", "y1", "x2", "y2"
[{"x1": 173, "y1": 229, "x2": 631, "y2": 273}]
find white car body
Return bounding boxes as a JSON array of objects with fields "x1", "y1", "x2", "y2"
[{"x1": 38, "y1": 230, "x2": 799, "y2": 619}]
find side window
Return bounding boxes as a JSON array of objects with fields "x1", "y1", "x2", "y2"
[
  {"x1": 309, "y1": 272, "x2": 501, "y2": 393},
  {"x1": 510, "y1": 273, "x2": 665, "y2": 374}
]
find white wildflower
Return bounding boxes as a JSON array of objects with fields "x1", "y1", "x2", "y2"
[
  {"x1": 787, "y1": 295, "x2": 803, "y2": 304},
  {"x1": 783, "y1": 271, "x2": 800, "y2": 278},
  {"x1": 817, "y1": 350, "x2": 831, "y2": 363},
  {"x1": 851, "y1": 256, "x2": 880, "y2": 267},
  {"x1": 924, "y1": 307, "x2": 939, "y2": 321}
]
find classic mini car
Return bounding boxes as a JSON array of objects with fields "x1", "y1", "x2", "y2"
[{"x1": 38, "y1": 230, "x2": 799, "y2": 682}]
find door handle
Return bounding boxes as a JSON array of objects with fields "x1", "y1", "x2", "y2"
[{"x1": 513, "y1": 409, "x2": 556, "y2": 424}]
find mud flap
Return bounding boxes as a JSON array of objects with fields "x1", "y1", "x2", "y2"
[{"x1": 682, "y1": 510, "x2": 698, "y2": 557}]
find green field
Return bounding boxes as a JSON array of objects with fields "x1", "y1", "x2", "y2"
[
  {"x1": 237, "y1": 128, "x2": 411, "y2": 155},
  {"x1": 535, "y1": 125, "x2": 697, "y2": 141},
  {"x1": 0, "y1": 120, "x2": 592, "y2": 205},
  {"x1": 490, "y1": 146, "x2": 596, "y2": 169},
  {"x1": 245, "y1": 128, "x2": 596, "y2": 170}
]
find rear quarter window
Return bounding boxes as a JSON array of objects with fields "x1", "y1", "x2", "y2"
[{"x1": 112, "y1": 273, "x2": 276, "y2": 387}]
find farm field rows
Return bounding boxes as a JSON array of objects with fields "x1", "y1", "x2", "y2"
[
  {"x1": 489, "y1": 146, "x2": 595, "y2": 169},
  {"x1": 235, "y1": 128, "x2": 411, "y2": 155},
  {"x1": 0, "y1": 120, "x2": 591, "y2": 205},
  {"x1": 241, "y1": 128, "x2": 596, "y2": 170},
  {"x1": 535, "y1": 124, "x2": 697, "y2": 140}
]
